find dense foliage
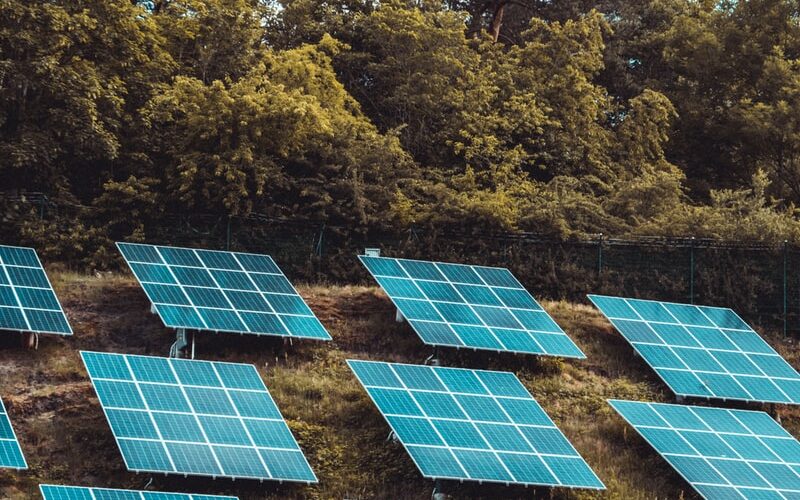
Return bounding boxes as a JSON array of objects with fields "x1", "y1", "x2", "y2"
[{"x1": 4, "y1": 0, "x2": 800, "y2": 266}]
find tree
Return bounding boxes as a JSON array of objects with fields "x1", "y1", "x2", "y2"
[
  {"x1": 142, "y1": 36, "x2": 413, "y2": 225},
  {"x1": 264, "y1": 0, "x2": 374, "y2": 49},
  {"x1": 0, "y1": 0, "x2": 171, "y2": 198},
  {"x1": 153, "y1": 0, "x2": 267, "y2": 84},
  {"x1": 657, "y1": 0, "x2": 800, "y2": 195}
]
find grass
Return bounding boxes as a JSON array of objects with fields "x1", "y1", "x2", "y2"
[{"x1": 1, "y1": 273, "x2": 798, "y2": 498}]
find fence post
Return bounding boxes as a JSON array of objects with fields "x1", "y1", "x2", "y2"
[
  {"x1": 315, "y1": 224, "x2": 325, "y2": 257},
  {"x1": 226, "y1": 216, "x2": 232, "y2": 250},
  {"x1": 597, "y1": 233, "x2": 603, "y2": 275},
  {"x1": 689, "y1": 237, "x2": 695, "y2": 304},
  {"x1": 784, "y1": 240, "x2": 788, "y2": 338}
]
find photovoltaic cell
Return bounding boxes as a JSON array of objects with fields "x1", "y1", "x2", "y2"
[
  {"x1": 348, "y1": 359, "x2": 604, "y2": 489},
  {"x1": 117, "y1": 243, "x2": 329, "y2": 340},
  {"x1": 40, "y1": 484, "x2": 238, "y2": 500},
  {"x1": 610, "y1": 399, "x2": 800, "y2": 499},
  {"x1": 81, "y1": 351, "x2": 316, "y2": 483},
  {"x1": 589, "y1": 295, "x2": 800, "y2": 404},
  {"x1": 0, "y1": 245, "x2": 71, "y2": 335},
  {"x1": 0, "y1": 398, "x2": 26, "y2": 469},
  {"x1": 359, "y1": 256, "x2": 584, "y2": 358}
]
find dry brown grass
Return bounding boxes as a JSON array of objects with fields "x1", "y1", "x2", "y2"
[{"x1": 5, "y1": 273, "x2": 794, "y2": 498}]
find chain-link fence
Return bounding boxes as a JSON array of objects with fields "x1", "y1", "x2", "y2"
[
  {"x1": 144, "y1": 214, "x2": 800, "y2": 335},
  {"x1": 4, "y1": 192, "x2": 798, "y2": 334}
]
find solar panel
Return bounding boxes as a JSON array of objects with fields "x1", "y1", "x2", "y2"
[
  {"x1": 0, "y1": 398, "x2": 26, "y2": 469},
  {"x1": 610, "y1": 399, "x2": 800, "y2": 499},
  {"x1": 116, "y1": 243, "x2": 329, "y2": 340},
  {"x1": 81, "y1": 351, "x2": 316, "y2": 483},
  {"x1": 359, "y1": 256, "x2": 585, "y2": 358},
  {"x1": 588, "y1": 295, "x2": 800, "y2": 404},
  {"x1": 347, "y1": 359, "x2": 604, "y2": 489},
  {"x1": 0, "y1": 244, "x2": 71, "y2": 335},
  {"x1": 40, "y1": 484, "x2": 238, "y2": 500}
]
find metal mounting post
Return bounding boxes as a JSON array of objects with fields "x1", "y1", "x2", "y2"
[
  {"x1": 23, "y1": 332, "x2": 38, "y2": 350},
  {"x1": 424, "y1": 348, "x2": 440, "y2": 367},
  {"x1": 169, "y1": 329, "x2": 194, "y2": 359},
  {"x1": 395, "y1": 309, "x2": 405, "y2": 323},
  {"x1": 432, "y1": 479, "x2": 447, "y2": 500}
]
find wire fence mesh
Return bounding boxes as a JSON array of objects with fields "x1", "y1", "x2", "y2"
[
  {"x1": 144, "y1": 214, "x2": 800, "y2": 335},
  {"x1": 4, "y1": 192, "x2": 799, "y2": 334}
]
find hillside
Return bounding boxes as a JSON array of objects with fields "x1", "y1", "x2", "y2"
[{"x1": 1, "y1": 272, "x2": 799, "y2": 499}]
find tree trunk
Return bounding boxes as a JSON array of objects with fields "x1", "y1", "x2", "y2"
[{"x1": 490, "y1": 0, "x2": 507, "y2": 42}]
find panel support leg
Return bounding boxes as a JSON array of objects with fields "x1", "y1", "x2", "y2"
[
  {"x1": 424, "y1": 348, "x2": 440, "y2": 367},
  {"x1": 170, "y1": 329, "x2": 192, "y2": 358},
  {"x1": 22, "y1": 332, "x2": 38, "y2": 350},
  {"x1": 432, "y1": 479, "x2": 447, "y2": 500},
  {"x1": 395, "y1": 309, "x2": 404, "y2": 323}
]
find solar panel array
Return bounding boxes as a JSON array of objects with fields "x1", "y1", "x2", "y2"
[
  {"x1": 40, "y1": 485, "x2": 238, "y2": 500},
  {"x1": 610, "y1": 399, "x2": 800, "y2": 499},
  {"x1": 588, "y1": 295, "x2": 800, "y2": 404},
  {"x1": 359, "y1": 256, "x2": 584, "y2": 358},
  {"x1": 0, "y1": 398, "x2": 26, "y2": 469},
  {"x1": 348, "y1": 359, "x2": 604, "y2": 489},
  {"x1": 0, "y1": 245, "x2": 71, "y2": 335},
  {"x1": 81, "y1": 351, "x2": 316, "y2": 483},
  {"x1": 117, "y1": 243, "x2": 329, "y2": 340}
]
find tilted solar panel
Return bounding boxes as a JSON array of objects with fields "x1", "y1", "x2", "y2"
[
  {"x1": 116, "y1": 243, "x2": 329, "y2": 340},
  {"x1": 610, "y1": 399, "x2": 800, "y2": 499},
  {"x1": 0, "y1": 398, "x2": 26, "y2": 469},
  {"x1": 81, "y1": 351, "x2": 316, "y2": 483},
  {"x1": 589, "y1": 295, "x2": 800, "y2": 404},
  {"x1": 348, "y1": 359, "x2": 604, "y2": 489},
  {"x1": 359, "y1": 256, "x2": 584, "y2": 358},
  {"x1": 0, "y1": 244, "x2": 71, "y2": 335},
  {"x1": 40, "y1": 484, "x2": 238, "y2": 500}
]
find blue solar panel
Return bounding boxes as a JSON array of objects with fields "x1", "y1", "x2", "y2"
[
  {"x1": 40, "y1": 484, "x2": 238, "y2": 500},
  {"x1": 589, "y1": 295, "x2": 800, "y2": 404},
  {"x1": 117, "y1": 243, "x2": 329, "y2": 340},
  {"x1": 0, "y1": 398, "x2": 26, "y2": 469},
  {"x1": 360, "y1": 256, "x2": 584, "y2": 358},
  {"x1": 81, "y1": 351, "x2": 316, "y2": 483},
  {"x1": 0, "y1": 245, "x2": 71, "y2": 335},
  {"x1": 610, "y1": 399, "x2": 800, "y2": 499},
  {"x1": 348, "y1": 359, "x2": 604, "y2": 489}
]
